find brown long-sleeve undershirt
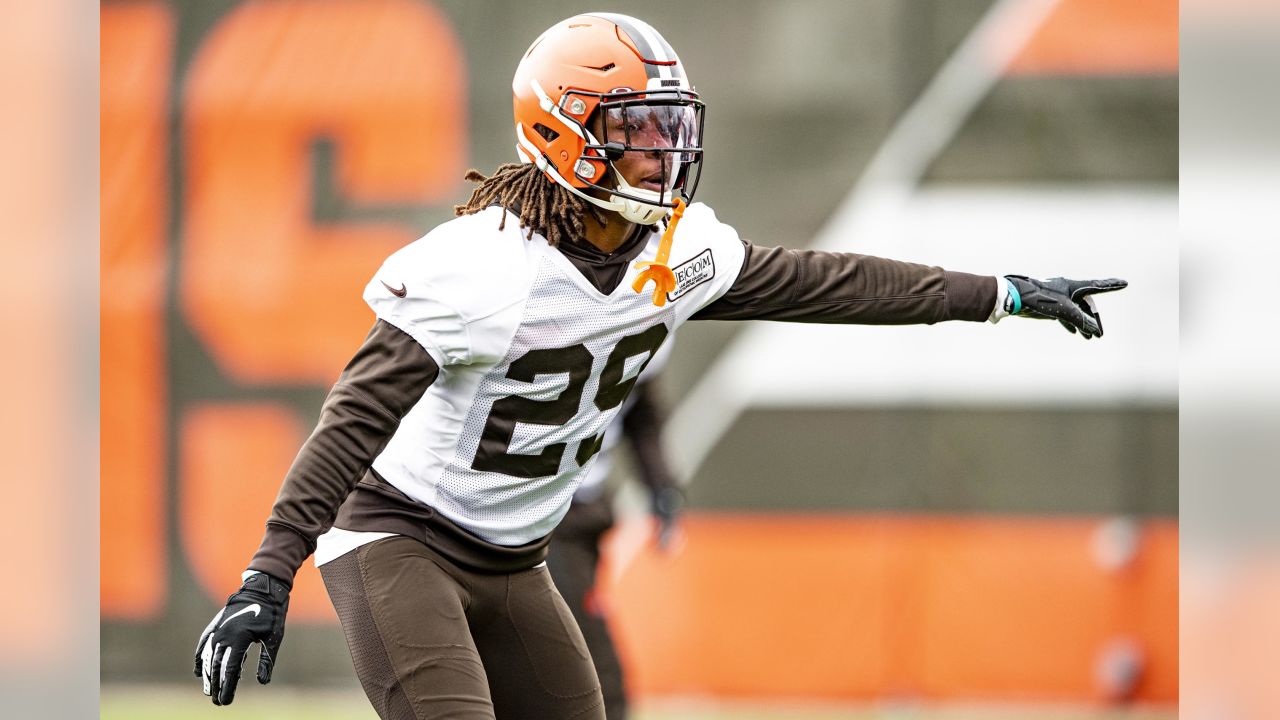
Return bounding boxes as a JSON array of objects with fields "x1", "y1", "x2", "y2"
[
  {"x1": 693, "y1": 241, "x2": 996, "y2": 323},
  {"x1": 247, "y1": 243, "x2": 996, "y2": 583},
  {"x1": 247, "y1": 320, "x2": 438, "y2": 585}
]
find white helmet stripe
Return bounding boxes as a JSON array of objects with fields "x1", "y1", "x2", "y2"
[
  {"x1": 624, "y1": 17, "x2": 675, "y2": 63},
  {"x1": 592, "y1": 13, "x2": 678, "y2": 81}
]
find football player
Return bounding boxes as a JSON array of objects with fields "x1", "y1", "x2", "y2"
[
  {"x1": 194, "y1": 12, "x2": 1126, "y2": 720},
  {"x1": 547, "y1": 338, "x2": 680, "y2": 720}
]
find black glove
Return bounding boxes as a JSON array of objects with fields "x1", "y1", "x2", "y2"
[
  {"x1": 194, "y1": 572, "x2": 290, "y2": 706},
  {"x1": 651, "y1": 485, "x2": 684, "y2": 551},
  {"x1": 1004, "y1": 276, "x2": 1127, "y2": 339}
]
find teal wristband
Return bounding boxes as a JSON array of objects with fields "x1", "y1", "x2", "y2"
[{"x1": 1006, "y1": 278, "x2": 1022, "y2": 315}]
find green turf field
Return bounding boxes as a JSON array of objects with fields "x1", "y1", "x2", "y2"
[{"x1": 100, "y1": 686, "x2": 1175, "y2": 720}]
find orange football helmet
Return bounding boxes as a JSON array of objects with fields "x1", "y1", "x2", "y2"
[{"x1": 512, "y1": 13, "x2": 704, "y2": 225}]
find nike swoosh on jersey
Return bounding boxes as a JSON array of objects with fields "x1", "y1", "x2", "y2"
[
  {"x1": 381, "y1": 280, "x2": 408, "y2": 298},
  {"x1": 222, "y1": 603, "x2": 262, "y2": 624}
]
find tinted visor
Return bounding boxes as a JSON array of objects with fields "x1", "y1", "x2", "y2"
[{"x1": 601, "y1": 103, "x2": 700, "y2": 153}]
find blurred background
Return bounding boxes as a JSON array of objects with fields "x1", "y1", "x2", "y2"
[{"x1": 101, "y1": 0, "x2": 1176, "y2": 717}]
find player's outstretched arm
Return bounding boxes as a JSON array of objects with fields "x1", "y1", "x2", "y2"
[
  {"x1": 692, "y1": 242, "x2": 1125, "y2": 338},
  {"x1": 692, "y1": 243, "x2": 997, "y2": 325},
  {"x1": 191, "y1": 319, "x2": 438, "y2": 706},
  {"x1": 993, "y1": 275, "x2": 1128, "y2": 339}
]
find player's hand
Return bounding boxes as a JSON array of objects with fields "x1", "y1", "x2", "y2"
[
  {"x1": 651, "y1": 486, "x2": 684, "y2": 551},
  {"x1": 194, "y1": 572, "x2": 290, "y2": 706},
  {"x1": 1004, "y1": 276, "x2": 1127, "y2": 339}
]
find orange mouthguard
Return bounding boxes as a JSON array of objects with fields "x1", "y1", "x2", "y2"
[{"x1": 632, "y1": 198, "x2": 687, "y2": 307}]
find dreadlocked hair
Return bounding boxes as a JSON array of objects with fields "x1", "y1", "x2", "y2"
[{"x1": 453, "y1": 162, "x2": 609, "y2": 247}]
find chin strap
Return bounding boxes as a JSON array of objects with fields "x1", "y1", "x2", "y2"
[{"x1": 632, "y1": 198, "x2": 687, "y2": 307}]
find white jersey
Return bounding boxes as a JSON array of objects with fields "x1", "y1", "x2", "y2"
[{"x1": 329, "y1": 203, "x2": 743, "y2": 550}]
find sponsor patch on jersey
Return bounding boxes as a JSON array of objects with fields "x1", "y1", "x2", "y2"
[{"x1": 666, "y1": 248, "x2": 715, "y2": 302}]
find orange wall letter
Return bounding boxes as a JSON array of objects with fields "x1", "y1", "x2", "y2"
[
  {"x1": 101, "y1": 0, "x2": 174, "y2": 620},
  {"x1": 181, "y1": 0, "x2": 467, "y2": 382}
]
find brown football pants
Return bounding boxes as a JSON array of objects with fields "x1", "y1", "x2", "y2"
[{"x1": 320, "y1": 535, "x2": 605, "y2": 720}]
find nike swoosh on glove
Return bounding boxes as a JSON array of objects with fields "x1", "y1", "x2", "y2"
[
  {"x1": 194, "y1": 572, "x2": 290, "y2": 706},
  {"x1": 1004, "y1": 276, "x2": 1128, "y2": 339}
]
